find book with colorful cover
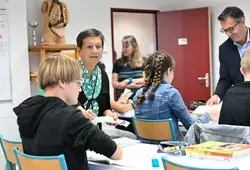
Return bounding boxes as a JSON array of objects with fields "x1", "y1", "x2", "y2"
[{"x1": 186, "y1": 141, "x2": 250, "y2": 161}]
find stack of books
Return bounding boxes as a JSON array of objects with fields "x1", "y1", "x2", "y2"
[{"x1": 186, "y1": 141, "x2": 250, "y2": 161}]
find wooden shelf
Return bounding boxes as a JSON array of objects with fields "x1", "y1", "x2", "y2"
[
  {"x1": 28, "y1": 44, "x2": 78, "y2": 52},
  {"x1": 28, "y1": 44, "x2": 79, "y2": 82},
  {"x1": 28, "y1": 44, "x2": 79, "y2": 61}
]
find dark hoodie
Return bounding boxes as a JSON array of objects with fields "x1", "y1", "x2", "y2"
[{"x1": 14, "y1": 96, "x2": 117, "y2": 170}]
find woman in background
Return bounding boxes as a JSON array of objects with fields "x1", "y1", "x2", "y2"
[
  {"x1": 112, "y1": 35, "x2": 145, "y2": 100},
  {"x1": 98, "y1": 61, "x2": 134, "y2": 113},
  {"x1": 133, "y1": 52, "x2": 218, "y2": 142}
]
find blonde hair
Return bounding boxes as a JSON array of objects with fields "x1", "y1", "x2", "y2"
[
  {"x1": 136, "y1": 52, "x2": 175, "y2": 105},
  {"x1": 120, "y1": 35, "x2": 143, "y2": 68},
  {"x1": 38, "y1": 53, "x2": 82, "y2": 89},
  {"x1": 241, "y1": 49, "x2": 250, "y2": 73}
]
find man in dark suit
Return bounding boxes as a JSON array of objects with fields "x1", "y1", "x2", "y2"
[{"x1": 207, "y1": 6, "x2": 250, "y2": 105}]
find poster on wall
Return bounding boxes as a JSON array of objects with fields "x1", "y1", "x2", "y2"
[{"x1": 0, "y1": 7, "x2": 11, "y2": 101}]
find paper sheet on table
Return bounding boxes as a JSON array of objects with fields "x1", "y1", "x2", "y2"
[
  {"x1": 192, "y1": 104, "x2": 221, "y2": 115},
  {"x1": 91, "y1": 116, "x2": 130, "y2": 127},
  {"x1": 113, "y1": 137, "x2": 140, "y2": 148}
]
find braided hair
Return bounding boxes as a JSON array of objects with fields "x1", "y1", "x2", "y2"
[{"x1": 136, "y1": 52, "x2": 175, "y2": 105}]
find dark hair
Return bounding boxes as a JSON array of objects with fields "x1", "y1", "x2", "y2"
[
  {"x1": 218, "y1": 7, "x2": 244, "y2": 22},
  {"x1": 136, "y1": 52, "x2": 175, "y2": 105},
  {"x1": 76, "y1": 28, "x2": 105, "y2": 49},
  {"x1": 97, "y1": 62, "x2": 106, "y2": 71}
]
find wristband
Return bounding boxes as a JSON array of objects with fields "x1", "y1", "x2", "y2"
[{"x1": 128, "y1": 78, "x2": 133, "y2": 84}]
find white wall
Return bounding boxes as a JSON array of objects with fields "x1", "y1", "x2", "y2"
[
  {"x1": 160, "y1": 0, "x2": 250, "y2": 90},
  {"x1": 0, "y1": 0, "x2": 29, "y2": 137},
  {"x1": 113, "y1": 12, "x2": 156, "y2": 59},
  {"x1": 0, "y1": 0, "x2": 29, "y2": 169}
]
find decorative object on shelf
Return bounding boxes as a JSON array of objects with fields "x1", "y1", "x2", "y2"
[
  {"x1": 28, "y1": 21, "x2": 39, "y2": 46},
  {"x1": 41, "y1": 0, "x2": 69, "y2": 45},
  {"x1": 40, "y1": 37, "x2": 45, "y2": 45}
]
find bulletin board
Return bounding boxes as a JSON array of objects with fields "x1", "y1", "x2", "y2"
[{"x1": 0, "y1": 7, "x2": 11, "y2": 101}]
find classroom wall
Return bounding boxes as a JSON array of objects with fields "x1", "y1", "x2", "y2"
[
  {"x1": 113, "y1": 12, "x2": 156, "y2": 59},
  {"x1": 0, "y1": 0, "x2": 29, "y2": 169}
]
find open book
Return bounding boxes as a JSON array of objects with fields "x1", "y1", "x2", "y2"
[
  {"x1": 87, "y1": 150, "x2": 115, "y2": 164},
  {"x1": 87, "y1": 137, "x2": 140, "y2": 164}
]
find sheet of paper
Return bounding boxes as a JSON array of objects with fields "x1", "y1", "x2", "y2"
[
  {"x1": 91, "y1": 116, "x2": 130, "y2": 127},
  {"x1": 113, "y1": 137, "x2": 140, "y2": 148}
]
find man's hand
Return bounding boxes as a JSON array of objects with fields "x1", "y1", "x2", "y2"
[
  {"x1": 207, "y1": 104, "x2": 221, "y2": 121},
  {"x1": 206, "y1": 95, "x2": 221, "y2": 106}
]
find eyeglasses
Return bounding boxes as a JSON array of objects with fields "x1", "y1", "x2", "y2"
[
  {"x1": 220, "y1": 22, "x2": 239, "y2": 34},
  {"x1": 77, "y1": 79, "x2": 84, "y2": 87}
]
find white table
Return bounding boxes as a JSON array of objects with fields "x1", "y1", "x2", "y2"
[{"x1": 88, "y1": 143, "x2": 250, "y2": 170}]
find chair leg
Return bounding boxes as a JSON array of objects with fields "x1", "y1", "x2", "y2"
[
  {"x1": 5, "y1": 163, "x2": 15, "y2": 170},
  {"x1": 6, "y1": 163, "x2": 12, "y2": 170},
  {"x1": 12, "y1": 164, "x2": 16, "y2": 170}
]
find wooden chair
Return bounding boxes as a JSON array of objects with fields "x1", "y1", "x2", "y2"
[
  {"x1": 161, "y1": 156, "x2": 239, "y2": 170},
  {"x1": 131, "y1": 117, "x2": 176, "y2": 143},
  {"x1": 0, "y1": 135, "x2": 22, "y2": 170},
  {"x1": 13, "y1": 147, "x2": 68, "y2": 170}
]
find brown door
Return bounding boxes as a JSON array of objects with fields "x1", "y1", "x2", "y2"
[{"x1": 157, "y1": 7, "x2": 211, "y2": 106}]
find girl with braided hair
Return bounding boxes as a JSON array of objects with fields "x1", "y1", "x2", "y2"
[{"x1": 133, "y1": 52, "x2": 217, "y2": 142}]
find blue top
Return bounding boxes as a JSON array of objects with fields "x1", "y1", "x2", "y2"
[
  {"x1": 112, "y1": 58, "x2": 144, "y2": 100},
  {"x1": 133, "y1": 81, "x2": 210, "y2": 141}
]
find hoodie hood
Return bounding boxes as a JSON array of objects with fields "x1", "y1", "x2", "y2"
[{"x1": 13, "y1": 96, "x2": 66, "y2": 138}]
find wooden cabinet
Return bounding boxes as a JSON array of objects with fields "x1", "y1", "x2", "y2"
[{"x1": 28, "y1": 44, "x2": 79, "y2": 81}]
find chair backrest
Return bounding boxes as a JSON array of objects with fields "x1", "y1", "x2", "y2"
[
  {"x1": 61, "y1": 50, "x2": 78, "y2": 60},
  {"x1": 0, "y1": 135, "x2": 22, "y2": 170},
  {"x1": 184, "y1": 123, "x2": 250, "y2": 145},
  {"x1": 131, "y1": 117, "x2": 176, "y2": 142},
  {"x1": 161, "y1": 156, "x2": 239, "y2": 170},
  {"x1": 13, "y1": 147, "x2": 68, "y2": 170}
]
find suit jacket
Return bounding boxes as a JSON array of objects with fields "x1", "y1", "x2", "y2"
[{"x1": 214, "y1": 36, "x2": 244, "y2": 100}]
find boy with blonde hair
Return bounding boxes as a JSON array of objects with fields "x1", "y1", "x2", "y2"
[
  {"x1": 13, "y1": 53, "x2": 122, "y2": 170},
  {"x1": 219, "y1": 49, "x2": 250, "y2": 126}
]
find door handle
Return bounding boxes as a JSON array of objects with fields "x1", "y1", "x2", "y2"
[{"x1": 198, "y1": 73, "x2": 209, "y2": 87}]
